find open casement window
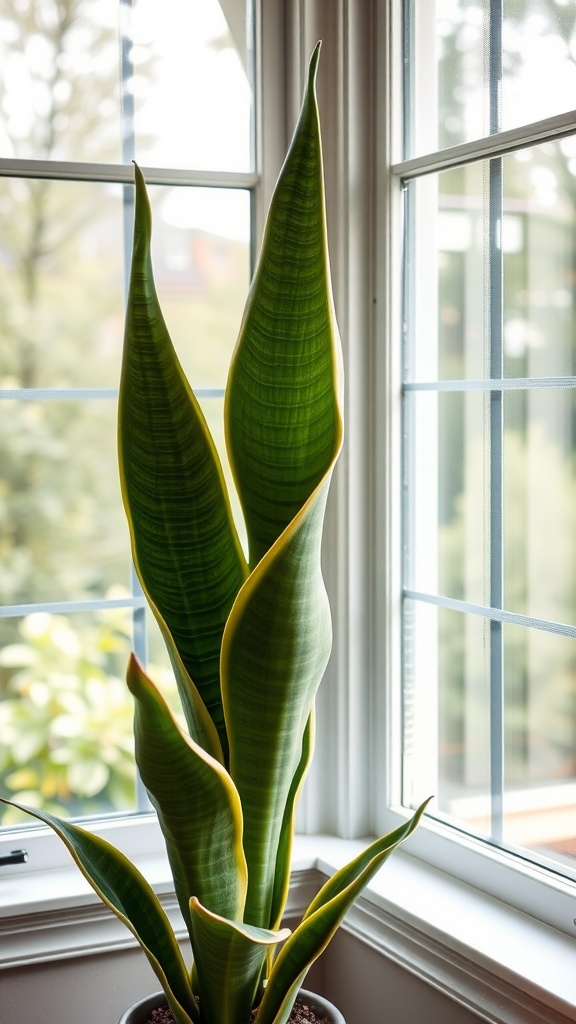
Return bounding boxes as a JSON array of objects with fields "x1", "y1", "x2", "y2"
[
  {"x1": 387, "y1": 0, "x2": 576, "y2": 930},
  {"x1": 0, "y1": 0, "x2": 267, "y2": 862}
]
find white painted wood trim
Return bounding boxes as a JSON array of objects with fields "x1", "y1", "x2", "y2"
[
  {"x1": 341, "y1": 897, "x2": 574, "y2": 1024},
  {"x1": 0, "y1": 868, "x2": 324, "y2": 970},
  {"x1": 3, "y1": 848, "x2": 575, "y2": 1024}
]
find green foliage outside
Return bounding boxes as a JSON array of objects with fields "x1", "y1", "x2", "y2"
[
  {"x1": 0, "y1": 600, "x2": 185, "y2": 825},
  {"x1": 0, "y1": 604, "x2": 135, "y2": 824}
]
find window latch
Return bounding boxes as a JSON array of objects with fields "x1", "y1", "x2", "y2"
[{"x1": 0, "y1": 848, "x2": 28, "y2": 867}]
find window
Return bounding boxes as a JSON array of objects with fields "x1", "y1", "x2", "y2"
[
  {"x1": 1, "y1": 7, "x2": 574, "y2": 1016},
  {"x1": 0, "y1": 0, "x2": 255, "y2": 832},
  {"x1": 3, "y1": 0, "x2": 574, "y2": 957},
  {"x1": 392, "y1": 0, "x2": 576, "y2": 918}
]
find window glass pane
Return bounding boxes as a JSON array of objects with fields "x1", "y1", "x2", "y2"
[
  {"x1": 408, "y1": 165, "x2": 485, "y2": 383},
  {"x1": 503, "y1": 140, "x2": 576, "y2": 379},
  {"x1": 403, "y1": 0, "x2": 576, "y2": 891},
  {"x1": 503, "y1": 623, "x2": 576, "y2": 872},
  {"x1": 0, "y1": 178, "x2": 125, "y2": 389},
  {"x1": 0, "y1": 399, "x2": 130, "y2": 605},
  {"x1": 0, "y1": 1, "x2": 256, "y2": 837},
  {"x1": 409, "y1": 0, "x2": 576, "y2": 156},
  {"x1": 148, "y1": 186, "x2": 251, "y2": 388},
  {"x1": 409, "y1": 140, "x2": 576, "y2": 383},
  {"x1": 504, "y1": 389, "x2": 576, "y2": 623},
  {"x1": 132, "y1": 0, "x2": 253, "y2": 171},
  {"x1": 0, "y1": 0, "x2": 253, "y2": 170},
  {"x1": 0, "y1": 609, "x2": 136, "y2": 825},
  {"x1": 403, "y1": 602, "x2": 576, "y2": 876},
  {"x1": 403, "y1": 600, "x2": 491, "y2": 831},
  {"x1": 0, "y1": 0, "x2": 121, "y2": 163},
  {"x1": 406, "y1": 390, "x2": 488, "y2": 606},
  {"x1": 420, "y1": 0, "x2": 484, "y2": 153},
  {"x1": 0, "y1": 180, "x2": 250, "y2": 390},
  {"x1": 502, "y1": 0, "x2": 576, "y2": 132}
]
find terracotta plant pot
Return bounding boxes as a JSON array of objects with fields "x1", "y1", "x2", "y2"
[{"x1": 118, "y1": 989, "x2": 345, "y2": 1024}]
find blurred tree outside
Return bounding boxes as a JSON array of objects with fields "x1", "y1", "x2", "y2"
[{"x1": 0, "y1": 0, "x2": 130, "y2": 609}]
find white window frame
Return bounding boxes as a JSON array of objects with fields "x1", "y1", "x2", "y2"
[{"x1": 374, "y1": 0, "x2": 576, "y2": 941}]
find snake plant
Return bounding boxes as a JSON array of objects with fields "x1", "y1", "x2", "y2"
[{"x1": 2, "y1": 45, "x2": 426, "y2": 1024}]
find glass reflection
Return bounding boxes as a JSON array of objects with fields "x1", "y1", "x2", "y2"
[
  {"x1": 409, "y1": 141, "x2": 576, "y2": 382},
  {"x1": 410, "y1": 0, "x2": 576, "y2": 156}
]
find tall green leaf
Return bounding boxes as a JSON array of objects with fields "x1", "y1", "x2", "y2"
[
  {"x1": 225, "y1": 41, "x2": 342, "y2": 571},
  {"x1": 189, "y1": 897, "x2": 290, "y2": 1024},
  {"x1": 222, "y1": 475, "x2": 336, "y2": 929},
  {"x1": 145, "y1": 599, "x2": 226, "y2": 766},
  {"x1": 127, "y1": 656, "x2": 247, "y2": 938},
  {"x1": 221, "y1": 38, "x2": 343, "y2": 934},
  {"x1": 120, "y1": 163, "x2": 248, "y2": 762},
  {"x1": 268, "y1": 709, "x2": 315, "y2": 932}
]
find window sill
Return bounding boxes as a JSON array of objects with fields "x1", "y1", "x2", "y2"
[
  {"x1": 1, "y1": 834, "x2": 575, "y2": 1022},
  {"x1": 313, "y1": 836, "x2": 576, "y2": 1024}
]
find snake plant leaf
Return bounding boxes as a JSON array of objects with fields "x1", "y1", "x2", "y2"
[
  {"x1": 127, "y1": 655, "x2": 247, "y2": 937},
  {"x1": 124, "y1": 599, "x2": 224, "y2": 765},
  {"x1": 268, "y1": 709, "x2": 315, "y2": 933},
  {"x1": 301, "y1": 798, "x2": 431, "y2": 920},
  {"x1": 268, "y1": 709, "x2": 315, "y2": 931},
  {"x1": 255, "y1": 801, "x2": 431, "y2": 1024},
  {"x1": 0, "y1": 799, "x2": 198, "y2": 1024},
  {"x1": 253, "y1": 711, "x2": 315, "y2": 1006},
  {"x1": 189, "y1": 896, "x2": 290, "y2": 1024},
  {"x1": 146, "y1": 599, "x2": 225, "y2": 765},
  {"x1": 120, "y1": 162, "x2": 249, "y2": 762},
  {"x1": 225, "y1": 41, "x2": 342, "y2": 571},
  {"x1": 221, "y1": 38, "x2": 343, "y2": 934},
  {"x1": 222, "y1": 473, "x2": 336, "y2": 930}
]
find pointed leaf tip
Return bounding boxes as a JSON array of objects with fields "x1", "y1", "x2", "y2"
[
  {"x1": 128, "y1": 650, "x2": 140, "y2": 672},
  {"x1": 309, "y1": 41, "x2": 322, "y2": 86}
]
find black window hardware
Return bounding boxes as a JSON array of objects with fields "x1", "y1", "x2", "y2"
[{"x1": 0, "y1": 848, "x2": 28, "y2": 866}]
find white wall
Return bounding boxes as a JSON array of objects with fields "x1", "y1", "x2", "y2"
[
  {"x1": 322, "y1": 928, "x2": 484, "y2": 1024},
  {"x1": 2, "y1": 948, "x2": 162, "y2": 1024}
]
